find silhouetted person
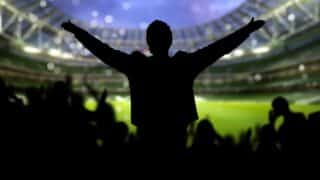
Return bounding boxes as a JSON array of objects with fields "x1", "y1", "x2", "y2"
[
  {"x1": 70, "y1": 92, "x2": 96, "y2": 150},
  {"x1": 219, "y1": 135, "x2": 236, "y2": 154},
  {"x1": 191, "y1": 119, "x2": 224, "y2": 159},
  {"x1": 193, "y1": 119, "x2": 222, "y2": 147},
  {"x1": 271, "y1": 97, "x2": 306, "y2": 152},
  {"x1": 257, "y1": 111, "x2": 279, "y2": 153},
  {"x1": 25, "y1": 87, "x2": 45, "y2": 149},
  {"x1": 62, "y1": 18, "x2": 265, "y2": 151},
  {"x1": 0, "y1": 79, "x2": 26, "y2": 150},
  {"x1": 238, "y1": 129, "x2": 253, "y2": 153},
  {"x1": 43, "y1": 81, "x2": 74, "y2": 151},
  {"x1": 306, "y1": 111, "x2": 320, "y2": 152}
]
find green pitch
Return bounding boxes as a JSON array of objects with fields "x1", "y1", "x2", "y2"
[{"x1": 85, "y1": 98, "x2": 320, "y2": 137}]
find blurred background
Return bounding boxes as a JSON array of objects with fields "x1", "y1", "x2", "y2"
[{"x1": 0, "y1": 0, "x2": 319, "y2": 136}]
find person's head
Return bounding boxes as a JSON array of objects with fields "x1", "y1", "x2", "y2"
[
  {"x1": 146, "y1": 20, "x2": 172, "y2": 56},
  {"x1": 272, "y1": 97, "x2": 290, "y2": 116},
  {"x1": 194, "y1": 119, "x2": 216, "y2": 145}
]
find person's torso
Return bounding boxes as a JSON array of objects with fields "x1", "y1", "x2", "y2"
[{"x1": 125, "y1": 53, "x2": 198, "y2": 126}]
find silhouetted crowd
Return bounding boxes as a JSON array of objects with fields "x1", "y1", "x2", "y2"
[{"x1": 1, "y1": 77, "x2": 320, "y2": 161}]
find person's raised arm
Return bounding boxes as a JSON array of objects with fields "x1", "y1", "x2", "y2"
[
  {"x1": 62, "y1": 21, "x2": 130, "y2": 73},
  {"x1": 189, "y1": 18, "x2": 265, "y2": 74}
]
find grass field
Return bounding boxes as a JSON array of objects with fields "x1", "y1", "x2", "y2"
[{"x1": 85, "y1": 97, "x2": 320, "y2": 138}]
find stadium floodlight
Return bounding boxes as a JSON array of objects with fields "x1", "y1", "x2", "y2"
[
  {"x1": 40, "y1": 0, "x2": 47, "y2": 8},
  {"x1": 46, "y1": 62, "x2": 55, "y2": 71},
  {"x1": 222, "y1": 54, "x2": 232, "y2": 60},
  {"x1": 61, "y1": 52, "x2": 74, "y2": 59},
  {"x1": 252, "y1": 46, "x2": 271, "y2": 54},
  {"x1": 48, "y1": 49, "x2": 63, "y2": 58},
  {"x1": 23, "y1": 46, "x2": 42, "y2": 54},
  {"x1": 195, "y1": 96, "x2": 207, "y2": 102},
  {"x1": 115, "y1": 95, "x2": 126, "y2": 102},
  {"x1": 288, "y1": 13, "x2": 296, "y2": 22},
  {"x1": 48, "y1": 48, "x2": 62, "y2": 57},
  {"x1": 48, "y1": 49, "x2": 74, "y2": 59},
  {"x1": 299, "y1": 64, "x2": 305, "y2": 72},
  {"x1": 233, "y1": 49, "x2": 245, "y2": 57},
  {"x1": 254, "y1": 74, "x2": 263, "y2": 82}
]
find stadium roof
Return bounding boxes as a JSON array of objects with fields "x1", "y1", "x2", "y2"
[
  {"x1": 1, "y1": 0, "x2": 320, "y2": 66},
  {"x1": 49, "y1": 0, "x2": 247, "y2": 29}
]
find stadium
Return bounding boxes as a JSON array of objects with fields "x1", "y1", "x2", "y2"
[{"x1": 0, "y1": 0, "x2": 320, "y2": 139}]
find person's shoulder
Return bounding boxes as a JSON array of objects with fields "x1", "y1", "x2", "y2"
[
  {"x1": 172, "y1": 51, "x2": 191, "y2": 62},
  {"x1": 129, "y1": 51, "x2": 150, "y2": 62},
  {"x1": 174, "y1": 51, "x2": 189, "y2": 57}
]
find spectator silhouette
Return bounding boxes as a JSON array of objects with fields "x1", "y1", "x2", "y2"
[
  {"x1": 257, "y1": 111, "x2": 279, "y2": 153},
  {"x1": 95, "y1": 89, "x2": 117, "y2": 148},
  {"x1": 25, "y1": 87, "x2": 45, "y2": 150},
  {"x1": 1, "y1": 74, "x2": 320, "y2": 158},
  {"x1": 193, "y1": 119, "x2": 222, "y2": 147},
  {"x1": 0, "y1": 79, "x2": 25, "y2": 150},
  {"x1": 219, "y1": 135, "x2": 236, "y2": 154},
  {"x1": 309, "y1": 111, "x2": 320, "y2": 122},
  {"x1": 44, "y1": 81, "x2": 73, "y2": 150},
  {"x1": 62, "y1": 17, "x2": 265, "y2": 150},
  {"x1": 191, "y1": 119, "x2": 224, "y2": 159},
  {"x1": 306, "y1": 111, "x2": 320, "y2": 152},
  {"x1": 238, "y1": 129, "x2": 253, "y2": 153},
  {"x1": 70, "y1": 91, "x2": 96, "y2": 150},
  {"x1": 271, "y1": 97, "x2": 306, "y2": 152}
]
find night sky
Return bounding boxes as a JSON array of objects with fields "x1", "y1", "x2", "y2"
[{"x1": 49, "y1": 0, "x2": 246, "y2": 29}]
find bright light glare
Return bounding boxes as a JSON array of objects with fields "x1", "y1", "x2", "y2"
[
  {"x1": 222, "y1": 54, "x2": 232, "y2": 60},
  {"x1": 252, "y1": 46, "x2": 271, "y2": 54},
  {"x1": 48, "y1": 49, "x2": 75, "y2": 59},
  {"x1": 23, "y1": 46, "x2": 42, "y2": 54},
  {"x1": 233, "y1": 49, "x2": 244, "y2": 57},
  {"x1": 299, "y1": 64, "x2": 305, "y2": 72},
  {"x1": 115, "y1": 96, "x2": 126, "y2": 102},
  {"x1": 61, "y1": 52, "x2": 74, "y2": 59},
  {"x1": 48, "y1": 49, "x2": 62, "y2": 57},
  {"x1": 195, "y1": 96, "x2": 207, "y2": 102}
]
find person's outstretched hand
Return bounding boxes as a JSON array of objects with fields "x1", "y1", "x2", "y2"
[
  {"x1": 246, "y1": 17, "x2": 265, "y2": 32},
  {"x1": 61, "y1": 20, "x2": 78, "y2": 33}
]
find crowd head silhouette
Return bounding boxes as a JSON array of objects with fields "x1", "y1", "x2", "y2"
[
  {"x1": 147, "y1": 20, "x2": 173, "y2": 56},
  {"x1": 0, "y1": 76, "x2": 319, "y2": 160},
  {"x1": 272, "y1": 96, "x2": 290, "y2": 116}
]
